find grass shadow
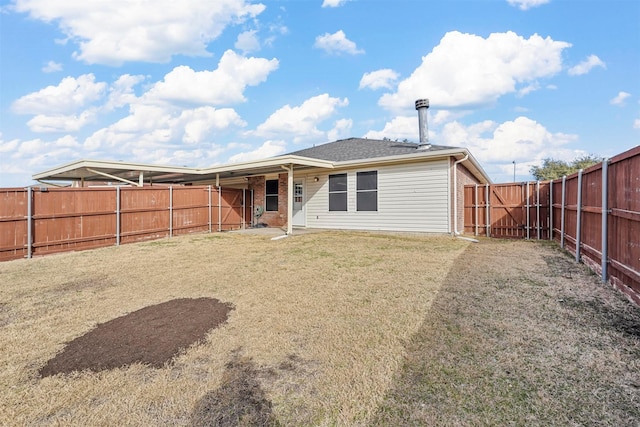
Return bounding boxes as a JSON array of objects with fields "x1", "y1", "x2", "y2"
[{"x1": 370, "y1": 239, "x2": 640, "y2": 426}]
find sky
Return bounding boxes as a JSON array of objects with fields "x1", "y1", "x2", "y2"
[{"x1": 1, "y1": 0, "x2": 639, "y2": 187}]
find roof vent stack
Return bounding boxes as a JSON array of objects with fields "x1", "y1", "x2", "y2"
[{"x1": 415, "y1": 98, "x2": 431, "y2": 150}]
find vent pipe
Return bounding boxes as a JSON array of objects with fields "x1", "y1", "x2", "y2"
[{"x1": 415, "y1": 99, "x2": 430, "y2": 149}]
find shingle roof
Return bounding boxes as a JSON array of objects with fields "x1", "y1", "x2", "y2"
[{"x1": 286, "y1": 137, "x2": 458, "y2": 162}]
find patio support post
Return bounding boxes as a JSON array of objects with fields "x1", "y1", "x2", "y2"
[
  {"x1": 251, "y1": 189, "x2": 255, "y2": 227},
  {"x1": 280, "y1": 164, "x2": 294, "y2": 235}
]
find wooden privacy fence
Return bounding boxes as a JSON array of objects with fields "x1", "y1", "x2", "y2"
[
  {"x1": 0, "y1": 186, "x2": 252, "y2": 262},
  {"x1": 464, "y1": 145, "x2": 640, "y2": 305}
]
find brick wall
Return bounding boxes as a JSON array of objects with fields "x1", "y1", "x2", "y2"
[{"x1": 247, "y1": 174, "x2": 288, "y2": 227}]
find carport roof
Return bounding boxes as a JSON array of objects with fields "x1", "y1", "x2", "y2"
[{"x1": 32, "y1": 156, "x2": 335, "y2": 186}]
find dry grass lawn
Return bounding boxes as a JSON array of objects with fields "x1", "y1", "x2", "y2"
[
  {"x1": 1, "y1": 231, "x2": 638, "y2": 426},
  {"x1": 0, "y1": 230, "x2": 468, "y2": 426}
]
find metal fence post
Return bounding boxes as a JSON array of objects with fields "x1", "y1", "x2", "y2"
[
  {"x1": 27, "y1": 187, "x2": 32, "y2": 259},
  {"x1": 601, "y1": 159, "x2": 609, "y2": 282},
  {"x1": 526, "y1": 182, "x2": 530, "y2": 240},
  {"x1": 549, "y1": 180, "x2": 553, "y2": 240},
  {"x1": 169, "y1": 186, "x2": 173, "y2": 238},
  {"x1": 474, "y1": 184, "x2": 479, "y2": 236},
  {"x1": 208, "y1": 185, "x2": 212, "y2": 233},
  {"x1": 575, "y1": 169, "x2": 583, "y2": 263},
  {"x1": 561, "y1": 176, "x2": 566, "y2": 249},
  {"x1": 116, "y1": 186, "x2": 121, "y2": 246},
  {"x1": 485, "y1": 184, "x2": 490, "y2": 237},
  {"x1": 536, "y1": 180, "x2": 541, "y2": 240},
  {"x1": 218, "y1": 186, "x2": 222, "y2": 232}
]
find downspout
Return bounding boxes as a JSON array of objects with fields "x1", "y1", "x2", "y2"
[{"x1": 452, "y1": 153, "x2": 469, "y2": 235}]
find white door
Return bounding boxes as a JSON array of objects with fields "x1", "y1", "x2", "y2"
[{"x1": 292, "y1": 180, "x2": 305, "y2": 226}]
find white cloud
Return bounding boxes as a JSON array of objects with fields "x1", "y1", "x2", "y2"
[
  {"x1": 517, "y1": 82, "x2": 540, "y2": 97},
  {"x1": 27, "y1": 111, "x2": 96, "y2": 133},
  {"x1": 253, "y1": 94, "x2": 349, "y2": 143},
  {"x1": 13, "y1": 0, "x2": 266, "y2": 65},
  {"x1": 363, "y1": 116, "x2": 418, "y2": 141},
  {"x1": 379, "y1": 31, "x2": 571, "y2": 112},
  {"x1": 178, "y1": 107, "x2": 246, "y2": 144},
  {"x1": 144, "y1": 50, "x2": 278, "y2": 106},
  {"x1": 235, "y1": 30, "x2": 261, "y2": 53},
  {"x1": 0, "y1": 135, "x2": 83, "y2": 186},
  {"x1": 42, "y1": 60, "x2": 62, "y2": 73},
  {"x1": 568, "y1": 54, "x2": 606, "y2": 76},
  {"x1": 227, "y1": 140, "x2": 287, "y2": 163},
  {"x1": 85, "y1": 104, "x2": 246, "y2": 152},
  {"x1": 359, "y1": 69, "x2": 399, "y2": 90},
  {"x1": 439, "y1": 117, "x2": 582, "y2": 180},
  {"x1": 610, "y1": 91, "x2": 631, "y2": 106},
  {"x1": 441, "y1": 116, "x2": 590, "y2": 182},
  {"x1": 322, "y1": 0, "x2": 349, "y2": 7},
  {"x1": 30, "y1": 51, "x2": 276, "y2": 158},
  {"x1": 327, "y1": 118, "x2": 353, "y2": 141},
  {"x1": 634, "y1": 119, "x2": 640, "y2": 129},
  {"x1": 106, "y1": 74, "x2": 145, "y2": 110},
  {"x1": 314, "y1": 30, "x2": 364, "y2": 55},
  {"x1": 0, "y1": 134, "x2": 20, "y2": 154},
  {"x1": 12, "y1": 74, "x2": 106, "y2": 115},
  {"x1": 507, "y1": 0, "x2": 550, "y2": 10}
]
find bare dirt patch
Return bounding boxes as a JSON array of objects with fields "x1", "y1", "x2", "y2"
[{"x1": 39, "y1": 298, "x2": 233, "y2": 377}]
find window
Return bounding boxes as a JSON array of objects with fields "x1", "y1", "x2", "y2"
[
  {"x1": 328, "y1": 173, "x2": 347, "y2": 211},
  {"x1": 265, "y1": 179, "x2": 279, "y2": 211},
  {"x1": 357, "y1": 171, "x2": 377, "y2": 211}
]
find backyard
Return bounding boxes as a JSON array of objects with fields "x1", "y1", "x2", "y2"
[{"x1": 1, "y1": 230, "x2": 638, "y2": 426}]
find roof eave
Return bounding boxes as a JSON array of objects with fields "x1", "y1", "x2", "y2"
[
  {"x1": 32, "y1": 159, "x2": 198, "y2": 181},
  {"x1": 200, "y1": 155, "x2": 335, "y2": 174},
  {"x1": 330, "y1": 148, "x2": 491, "y2": 184}
]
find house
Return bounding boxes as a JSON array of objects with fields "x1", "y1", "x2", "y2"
[{"x1": 33, "y1": 100, "x2": 491, "y2": 235}]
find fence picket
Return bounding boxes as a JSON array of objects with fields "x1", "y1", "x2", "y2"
[
  {"x1": 463, "y1": 145, "x2": 640, "y2": 305},
  {"x1": 0, "y1": 185, "x2": 249, "y2": 262}
]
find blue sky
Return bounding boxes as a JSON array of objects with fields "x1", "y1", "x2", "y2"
[{"x1": 1, "y1": 0, "x2": 638, "y2": 187}]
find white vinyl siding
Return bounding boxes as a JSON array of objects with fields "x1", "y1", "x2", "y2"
[{"x1": 305, "y1": 159, "x2": 450, "y2": 233}]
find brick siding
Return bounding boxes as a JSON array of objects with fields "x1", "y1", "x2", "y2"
[{"x1": 247, "y1": 174, "x2": 289, "y2": 227}]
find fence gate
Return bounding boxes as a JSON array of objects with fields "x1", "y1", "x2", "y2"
[
  {"x1": 489, "y1": 183, "x2": 526, "y2": 238},
  {"x1": 464, "y1": 182, "x2": 550, "y2": 239}
]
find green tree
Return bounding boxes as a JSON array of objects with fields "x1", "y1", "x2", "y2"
[{"x1": 530, "y1": 155, "x2": 603, "y2": 180}]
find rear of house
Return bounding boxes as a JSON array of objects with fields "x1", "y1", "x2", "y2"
[
  {"x1": 32, "y1": 99, "x2": 491, "y2": 235},
  {"x1": 243, "y1": 137, "x2": 488, "y2": 234}
]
